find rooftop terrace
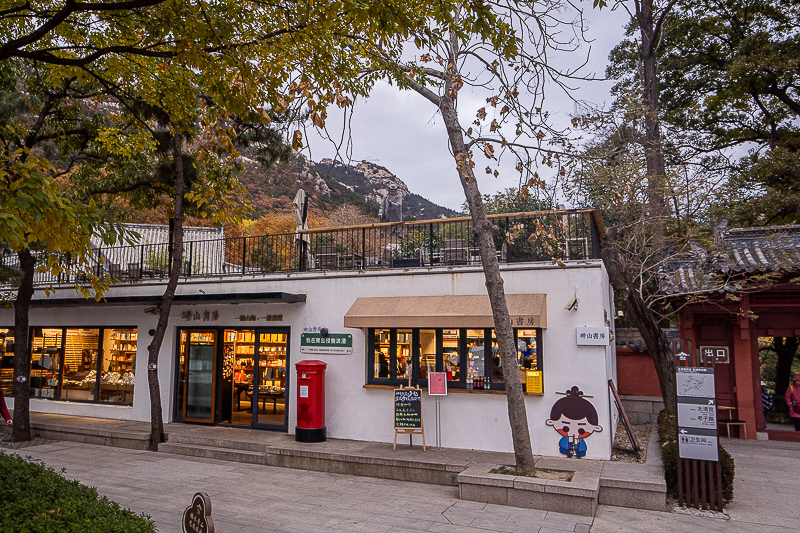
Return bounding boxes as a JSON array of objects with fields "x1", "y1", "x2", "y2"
[{"x1": 3, "y1": 209, "x2": 604, "y2": 289}]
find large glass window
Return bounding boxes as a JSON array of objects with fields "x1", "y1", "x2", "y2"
[
  {"x1": 31, "y1": 328, "x2": 62, "y2": 399},
  {"x1": 25, "y1": 327, "x2": 136, "y2": 405},
  {"x1": 367, "y1": 327, "x2": 542, "y2": 391},
  {"x1": 0, "y1": 328, "x2": 14, "y2": 394},
  {"x1": 60, "y1": 329, "x2": 99, "y2": 401}
]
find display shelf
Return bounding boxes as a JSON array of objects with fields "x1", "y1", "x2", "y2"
[{"x1": 110, "y1": 329, "x2": 137, "y2": 372}]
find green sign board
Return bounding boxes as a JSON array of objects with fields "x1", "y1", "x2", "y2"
[{"x1": 300, "y1": 333, "x2": 353, "y2": 355}]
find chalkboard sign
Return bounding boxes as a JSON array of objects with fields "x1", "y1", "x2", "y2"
[{"x1": 394, "y1": 388, "x2": 422, "y2": 429}]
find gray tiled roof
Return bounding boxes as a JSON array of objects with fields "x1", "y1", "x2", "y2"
[{"x1": 660, "y1": 225, "x2": 800, "y2": 296}]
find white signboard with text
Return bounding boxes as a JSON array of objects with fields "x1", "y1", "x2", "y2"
[{"x1": 576, "y1": 327, "x2": 610, "y2": 346}]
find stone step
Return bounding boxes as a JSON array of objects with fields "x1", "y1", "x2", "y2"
[
  {"x1": 159, "y1": 442, "x2": 267, "y2": 464},
  {"x1": 165, "y1": 432, "x2": 269, "y2": 453},
  {"x1": 31, "y1": 422, "x2": 150, "y2": 450},
  {"x1": 157, "y1": 438, "x2": 460, "y2": 485}
]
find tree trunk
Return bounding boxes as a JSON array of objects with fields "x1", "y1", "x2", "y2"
[
  {"x1": 774, "y1": 337, "x2": 799, "y2": 404},
  {"x1": 601, "y1": 232, "x2": 677, "y2": 412},
  {"x1": 436, "y1": 91, "x2": 536, "y2": 473},
  {"x1": 636, "y1": 0, "x2": 668, "y2": 248},
  {"x1": 11, "y1": 249, "x2": 36, "y2": 442},
  {"x1": 145, "y1": 132, "x2": 186, "y2": 450}
]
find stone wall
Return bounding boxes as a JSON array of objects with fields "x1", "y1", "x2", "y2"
[{"x1": 620, "y1": 395, "x2": 664, "y2": 425}]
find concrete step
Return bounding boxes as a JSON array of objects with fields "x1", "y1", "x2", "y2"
[
  {"x1": 159, "y1": 442, "x2": 267, "y2": 464},
  {"x1": 165, "y1": 432, "x2": 269, "y2": 453},
  {"x1": 31, "y1": 422, "x2": 150, "y2": 450},
  {"x1": 157, "y1": 437, "x2": 460, "y2": 485}
]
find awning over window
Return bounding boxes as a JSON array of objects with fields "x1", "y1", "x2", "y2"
[{"x1": 343, "y1": 294, "x2": 546, "y2": 329}]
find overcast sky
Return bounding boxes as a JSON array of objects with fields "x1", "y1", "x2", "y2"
[{"x1": 305, "y1": 6, "x2": 631, "y2": 212}]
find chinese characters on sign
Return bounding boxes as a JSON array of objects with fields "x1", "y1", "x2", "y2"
[
  {"x1": 180, "y1": 310, "x2": 219, "y2": 322},
  {"x1": 526, "y1": 371, "x2": 544, "y2": 394},
  {"x1": 699, "y1": 345, "x2": 730, "y2": 364},
  {"x1": 511, "y1": 316, "x2": 539, "y2": 327},
  {"x1": 182, "y1": 492, "x2": 214, "y2": 533},
  {"x1": 576, "y1": 327, "x2": 610, "y2": 346},
  {"x1": 394, "y1": 388, "x2": 422, "y2": 429},
  {"x1": 676, "y1": 367, "x2": 719, "y2": 461},
  {"x1": 299, "y1": 333, "x2": 353, "y2": 355},
  {"x1": 235, "y1": 314, "x2": 283, "y2": 322}
]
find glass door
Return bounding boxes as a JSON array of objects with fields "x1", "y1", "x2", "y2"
[
  {"x1": 181, "y1": 330, "x2": 217, "y2": 423},
  {"x1": 253, "y1": 329, "x2": 289, "y2": 429}
]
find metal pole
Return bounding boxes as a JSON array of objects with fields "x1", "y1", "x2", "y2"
[{"x1": 435, "y1": 397, "x2": 442, "y2": 450}]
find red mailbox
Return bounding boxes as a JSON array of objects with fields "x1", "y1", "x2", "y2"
[{"x1": 295, "y1": 360, "x2": 327, "y2": 442}]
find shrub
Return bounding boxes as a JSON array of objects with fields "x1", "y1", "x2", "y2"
[
  {"x1": 0, "y1": 451, "x2": 156, "y2": 532},
  {"x1": 658, "y1": 410, "x2": 735, "y2": 504}
]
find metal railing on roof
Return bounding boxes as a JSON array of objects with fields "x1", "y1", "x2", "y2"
[{"x1": 1, "y1": 209, "x2": 603, "y2": 287}]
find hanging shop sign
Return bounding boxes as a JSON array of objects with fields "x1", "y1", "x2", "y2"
[
  {"x1": 300, "y1": 333, "x2": 353, "y2": 355},
  {"x1": 576, "y1": 326, "x2": 610, "y2": 346}
]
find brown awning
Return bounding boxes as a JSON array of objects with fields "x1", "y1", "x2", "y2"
[{"x1": 344, "y1": 294, "x2": 546, "y2": 329}]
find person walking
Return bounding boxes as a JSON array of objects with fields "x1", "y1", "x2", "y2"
[
  {"x1": 0, "y1": 388, "x2": 12, "y2": 425},
  {"x1": 761, "y1": 381, "x2": 773, "y2": 429},
  {"x1": 786, "y1": 375, "x2": 800, "y2": 431}
]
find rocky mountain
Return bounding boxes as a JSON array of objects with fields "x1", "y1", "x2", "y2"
[
  {"x1": 236, "y1": 150, "x2": 459, "y2": 221},
  {"x1": 315, "y1": 159, "x2": 458, "y2": 220}
]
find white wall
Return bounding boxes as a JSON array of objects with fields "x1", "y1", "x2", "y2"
[{"x1": 0, "y1": 261, "x2": 616, "y2": 459}]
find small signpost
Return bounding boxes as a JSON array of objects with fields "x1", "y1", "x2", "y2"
[
  {"x1": 676, "y1": 367, "x2": 719, "y2": 462},
  {"x1": 182, "y1": 492, "x2": 214, "y2": 533},
  {"x1": 428, "y1": 372, "x2": 447, "y2": 450},
  {"x1": 674, "y1": 348, "x2": 724, "y2": 511},
  {"x1": 393, "y1": 387, "x2": 426, "y2": 451}
]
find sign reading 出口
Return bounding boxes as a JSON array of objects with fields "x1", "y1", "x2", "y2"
[{"x1": 300, "y1": 333, "x2": 353, "y2": 355}]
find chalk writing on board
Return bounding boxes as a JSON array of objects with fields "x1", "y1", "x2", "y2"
[{"x1": 394, "y1": 388, "x2": 422, "y2": 429}]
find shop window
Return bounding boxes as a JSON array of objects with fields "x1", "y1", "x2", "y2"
[
  {"x1": 60, "y1": 329, "x2": 99, "y2": 401},
  {"x1": 418, "y1": 329, "x2": 437, "y2": 380},
  {"x1": 30, "y1": 328, "x2": 62, "y2": 399},
  {"x1": 372, "y1": 329, "x2": 391, "y2": 379},
  {"x1": 26, "y1": 327, "x2": 136, "y2": 405},
  {"x1": 0, "y1": 328, "x2": 14, "y2": 394},
  {"x1": 466, "y1": 329, "x2": 486, "y2": 384},
  {"x1": 100, "y1": 328, "x2": 136, "y2": 404},
  {"x1": 396, "y1": 329, "x2": 412, "y2": 381},
  {"x1": 443, "y1": 329, "x2": 460, "y2": 382},
  {"x1": 367, "y1": 327, "x2": 542, "y2": 391}
]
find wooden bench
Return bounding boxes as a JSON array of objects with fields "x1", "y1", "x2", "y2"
[{"x1": 719, "y1": 419, "x2": 747, "y2": 439}]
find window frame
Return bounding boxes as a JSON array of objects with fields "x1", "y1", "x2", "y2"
[
  {"x1": 21, "y1": 326, "x2": 138, "y2": 406},
  {"x1": 366, "y1": 327, "x2": 543, "y2": 391}
]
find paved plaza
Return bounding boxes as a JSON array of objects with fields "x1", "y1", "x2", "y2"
[{"x1": 1, "y1": 437, "x2": 797, "y2": 532}]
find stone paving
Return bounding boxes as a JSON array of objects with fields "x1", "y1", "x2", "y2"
[
  {"x1": 2, "y1": 428, "x2": 797, "y2": 532},
  {"x1": 1, "y1": 440, "x2": 593, "y2": 533}
]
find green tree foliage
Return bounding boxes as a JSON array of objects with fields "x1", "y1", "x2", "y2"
[
  {"x1": 463, "y1": 188, "x2": 553, "y2": 216},
  {"x1": 609, "y1": 0, "x2": 800, "y2": 225}
]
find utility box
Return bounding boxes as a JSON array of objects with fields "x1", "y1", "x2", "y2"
[{"x1": 295, "y1": 360, "x2": 327, "y2": 442}]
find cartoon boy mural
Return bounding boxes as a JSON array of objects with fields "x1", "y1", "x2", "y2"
[{"x1": 545, "y1": 386, "x2": 603, "y2": 458}]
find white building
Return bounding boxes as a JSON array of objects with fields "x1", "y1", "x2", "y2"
[{"x1": 0, "y1": 211, "x2": 619, "y2": 459}]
